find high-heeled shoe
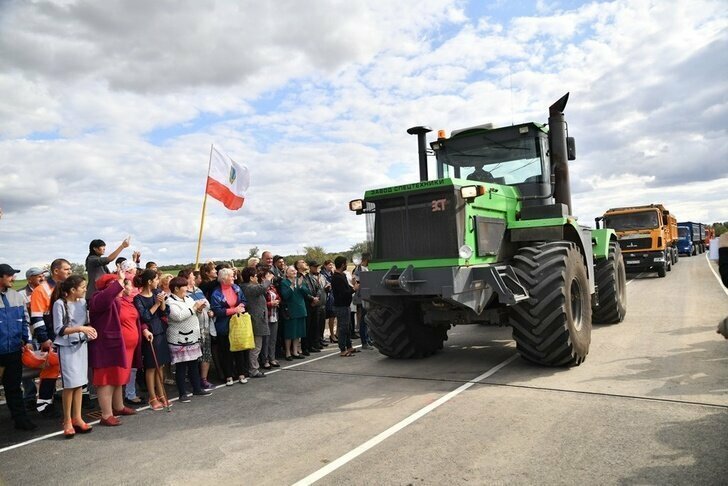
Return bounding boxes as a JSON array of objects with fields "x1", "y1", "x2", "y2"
[
  {"x1": 63, "y1": 420, "x2": 76, "y2": 439},
  {"x1": 330, "y1": 336, "x2": 338, "y2": 343},
  {"x1": 148, "y1": 397, "x2": 163, "y2": 411},
  {"x1": 72, "y1": 419, "x2": 93, "y2": 433}
]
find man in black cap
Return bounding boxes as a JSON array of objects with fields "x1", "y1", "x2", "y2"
[{"x1": 0, "y1": 264, "x2": 38, "y2": 431}]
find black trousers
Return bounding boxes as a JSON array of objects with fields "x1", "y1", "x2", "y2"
[
  {"x1": 175, "y1": 360, "x2": 202, "y2": 396},
  {"x1": 216, "y1": 335, "x2": 246, "y2": 379},
  {"x1": 316, "y1": 306, "x2": 326, "y2": 342},
  {"x1": 0, "y1": 351, "x2": 28, "y2": 422},
  {"x1": 302, "y1": 306, "x2": 323, "y2": 351}
]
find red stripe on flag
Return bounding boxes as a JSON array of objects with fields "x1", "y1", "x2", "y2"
[{"x1": 206, "y1": 177, "x2": 245, "y2": 210}]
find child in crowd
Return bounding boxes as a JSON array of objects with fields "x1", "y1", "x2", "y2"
[{"x1": 52, "y1": 275, "x2": 97, "y2": 437}]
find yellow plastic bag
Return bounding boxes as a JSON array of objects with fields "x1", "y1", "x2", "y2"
[{"x1": 229, "y1": 312, "x2": 255, "y2": 351}]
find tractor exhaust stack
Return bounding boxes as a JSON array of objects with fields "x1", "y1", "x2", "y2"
[
  {"x1": 407, "y1": 126, "x2": 433, "y2": 182},
  {"x1": 548, "y1": 93, "x2": 572, "y2": 214}
]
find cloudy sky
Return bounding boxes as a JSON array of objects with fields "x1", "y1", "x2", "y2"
[{"x1": 0, "y1": 0, "x2": 726, "y2": 271}]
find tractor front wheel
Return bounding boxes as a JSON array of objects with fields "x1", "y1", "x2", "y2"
[
  {"x1": 366, "y1": 300, "x2": 448, "y2": 359},
  {"x1": 592, "y1": 241, "x2": 627, "y2": 324},
  {"x1": 508, "y1": 241, "x2": 592, "y2": 366}
]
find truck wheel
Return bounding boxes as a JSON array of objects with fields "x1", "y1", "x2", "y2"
[
  {"x1": 508, "y1": 241, "x2": 591, "y2": 366},
  {"x1": 672, "y1": 248, "x2": 678, "y2": 265},
  {"x1": 657, "y1": 264, "x2": 667, "y2": 278},
  {"x1": 666, "y1": 251, "x2": 672, "y2": 272},
  {"x1": 592, "y1": 241, "x2": 627, "y2": 324},
  {"x1": 687, "y1": 245, "x2": 693, "y2": 257},
  {"x1": 365, "y1": 300, "x2": 448, "y2": 359},
  {"x1": 691, "y1": 245, "x2": 696, "y2": 256}
]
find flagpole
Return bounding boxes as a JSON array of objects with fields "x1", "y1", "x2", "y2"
[{"x1": 194, "y1": 144, "x2": 214, "y2": 270}]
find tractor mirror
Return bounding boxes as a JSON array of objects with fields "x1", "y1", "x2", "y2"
[{"x1": 566, "y1": 137, "x2": 576, "y2": 160}]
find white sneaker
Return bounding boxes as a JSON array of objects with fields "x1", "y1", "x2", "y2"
[
  {"x1": 225, "y1": 378, "x2": 234, "y2": 386},
  {"x1": 238, "y1": 376, "x2": 248, "y2": 384}
]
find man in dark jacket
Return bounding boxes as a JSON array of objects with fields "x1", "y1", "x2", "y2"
[
  {"x1": 717, "y1": 233, "x2": 728, "y2": 338},
  {"x1": 302, "y1": 261, "x2": 327, "y2": 354},
  {"x1": 331, "y1": 256, "x2": 358, "y2": 356},
  {"x1": 0, "y1": 264, "x2": 37, "y2": 431}
]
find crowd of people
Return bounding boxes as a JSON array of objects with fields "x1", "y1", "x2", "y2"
[{"x1": 0, "y1": 238, "x2": 373, "y2": 436}]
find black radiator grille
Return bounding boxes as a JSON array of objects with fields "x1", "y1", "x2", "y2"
[
  {"x1": 373, "y1": 190, "x2": 460, "y2": 260},
  {"x1": 618, "y1": 238, "x2": 653, "y2": 251}
]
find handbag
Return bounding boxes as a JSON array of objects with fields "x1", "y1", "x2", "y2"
[{"x1": 229, "y1": 312, "x2": 255, "y2": 351}]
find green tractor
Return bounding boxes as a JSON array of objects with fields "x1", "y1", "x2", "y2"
[{"x1": 349, "y1": 93, "x2": 626, "y2": 366}]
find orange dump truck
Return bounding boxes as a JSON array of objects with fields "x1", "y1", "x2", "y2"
[
  {"x1": 596, "y1": 204, "x2": 678, "y2": 278},
  {"x1": 705, "y1": 226, "x2": 715, "y2": 247}
]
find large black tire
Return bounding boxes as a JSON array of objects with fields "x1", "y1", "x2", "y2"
[
  {"x1": 657, "y1": 264, "x2": 667, "y2": 278},
  {"x1": 366, "y1": 300, "x2": 448, "y2": 359},
  {"x1": 666, "y1": 251, "x2": 672, "y2": 272},
  {"x1": 508, "y1": 241, "x2": 592, "y2": 366},
  {"x1": 592, "y1": 241, "x2": 627, "y2": 324}
]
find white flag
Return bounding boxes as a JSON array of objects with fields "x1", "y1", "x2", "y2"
[{"x1": 206, "y1": 146, "x2": 250, "y2": 210}]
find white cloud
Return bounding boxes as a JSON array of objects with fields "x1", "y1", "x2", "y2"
[{"x1": 0, "y1": 0, "x2": 726, "y2": 271}]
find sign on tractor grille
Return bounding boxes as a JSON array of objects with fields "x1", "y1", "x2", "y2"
[{"x1": 372, "y1": 190, "x2": 461, "y2": 260}]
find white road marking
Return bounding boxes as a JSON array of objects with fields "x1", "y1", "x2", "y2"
[
  {"x1": 705, "y1": 252, "x2": 728, "y2": 297},
  {"x1": 0, "y1": 347, "x2": 348, "y2": 454},
  {"x1": 291, "y1": 353, "x2": 519, "y2": 486},
  {"x1": 626, "y1": 273, "x2": 643, "y2": 285}
]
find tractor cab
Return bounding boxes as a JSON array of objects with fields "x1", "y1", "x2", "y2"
[{"x1": 430, "y1": 123, "x2": 554, "y2": 207}]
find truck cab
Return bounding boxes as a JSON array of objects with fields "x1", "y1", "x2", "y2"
[
  {"x1": 677, "y1": 221, "x2": 705, "y2": 256},
  {"x1": 598, "y1": 204, "x2": 678, "y2": 277}
]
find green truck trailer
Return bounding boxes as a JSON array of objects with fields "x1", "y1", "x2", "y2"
[{"x1": 349, "y1": 93, "x2": 626, "y2": 366}]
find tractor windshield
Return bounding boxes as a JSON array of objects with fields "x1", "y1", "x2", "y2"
[
  {"x1": 604, "y1": 211, "x2": 660, "y2": 231},
  {"x1": 434, "y1": 132, "x2": 546, "y2": 185}
]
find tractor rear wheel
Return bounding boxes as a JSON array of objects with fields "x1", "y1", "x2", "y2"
[
  {"x1": 366, "y1": 300, "x2": 448, "y2": 359},
  {"x1": 508, "y1": 241, "x2": 592, "y2": 366},
  {"x1": 592, "y1": 241, "x2": 627, "y2": 324}
]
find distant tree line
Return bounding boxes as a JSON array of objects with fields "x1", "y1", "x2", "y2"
[
  {"x1": 159, "y1": 241, "x2": 372, "y2": 272},
  {"x1": 712, "y1": 222, "x2": 728, "y2": 236}
]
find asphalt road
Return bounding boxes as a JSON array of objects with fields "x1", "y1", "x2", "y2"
[{"x1": 1, "y1": 254, "x2": 726, "y2": 485}]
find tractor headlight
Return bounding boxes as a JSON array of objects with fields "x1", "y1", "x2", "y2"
[
  {"x1": 459, "y1": 244, "x2": 474, "y2": 259},
  {"x1": 349, "y1": 199, "x2": 364, "y2": 212},
  {"x1": 460, "y1": 186, "x2": 478, "y2": 199}
]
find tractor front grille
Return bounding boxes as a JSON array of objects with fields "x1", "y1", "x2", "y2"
[{"x1": 372, "y1": 189, "x2": 462, "y2": 261}]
